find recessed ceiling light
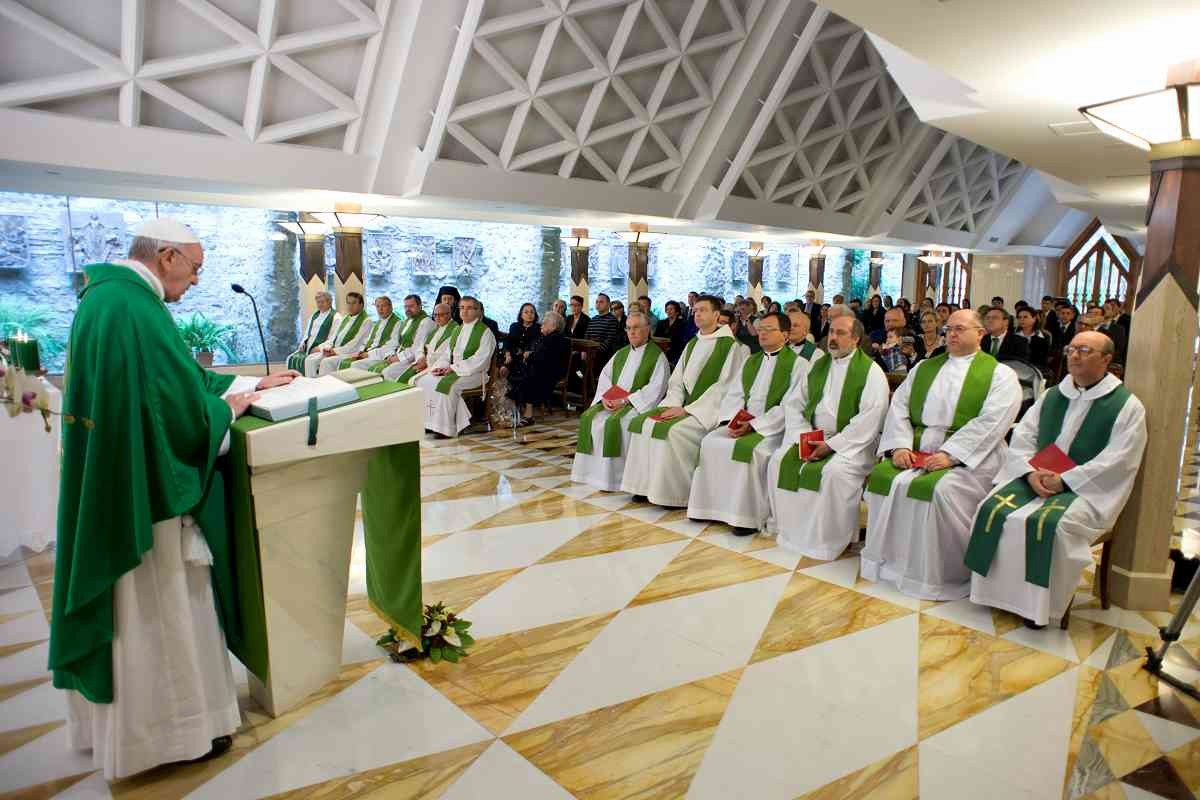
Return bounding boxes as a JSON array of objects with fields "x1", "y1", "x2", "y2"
[{"x1": 1047, "y1": 121, "x2": 1099, "y2": 137}]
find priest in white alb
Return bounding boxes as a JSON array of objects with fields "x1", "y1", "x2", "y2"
[
  {"x1": 286, "y1": 291, "x2": 336, "y2": 373},
  {"x1": 572, "y1": 310, "x2": 669, "y2": 491},
  {"x1": 306, "y1": 292, "x2": 371, "y2": 376},
  {"x1": 414, "y1": 295, "x2": 496, "y2": 437},
  {"x1": 621, "y1": 295, "x2": 745, "y2": 507},
  {"x1": 861, "y1": 309, "x2": 1022, "y2": 599},
  {"x1": 965, "y1": 331, "x2": 1146, "y2": 627},
  {"x1": 787, "y1": 309, "x2": 822, "y2": 363},
  {"x1": 767, "y1": 315, "x2": 889, "y2": 559},
  {"x1": 340, "y1": 295, "x2": 403, "y2": 371},
  {"x1": 687, "y1": 311, "x2": 808, "y2": 533},
  {"x1": 363, "y1": 294, "x2": 436, "y2": 375},
  {"x1": 381, "y1": 303, "x2": 456, "y2": 383},
  {"x1": 50, "y1": 219, "x2": 299, "y2": 779}
]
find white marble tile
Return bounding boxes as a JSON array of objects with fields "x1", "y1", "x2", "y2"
[
  {"x1": 0, "y1": 724, "x2": 97, "y2": 795},
  {"x1": 503, "y1": 466, "x2": 566, "y2": 479},
  {"x1": 744, "y1": 546, "x2": 803, "y2": 571},
  {"x1": 476, "y1": 459, "x2": 529, "y2": 472},
  {"x1": 922, "y1": 598, "x2": 997, "y2": 635},
  {"x1": 421, "y1": 513, "x2": 611, "y2": 583},
  {"x1": 920, "y1": 667, "x2": 1078, "y2": 800},
  {"x1": 342, "y1": 620, "x2": 383, "y2": 666},
  {"x1": 1002, "y1": 625, "x2": 1082, "y2": 663},
  {"x1": 0, "y1": 677, "x2": 65, "y2": 734},
  {"x1": 529, "y1": 476, "x2": 573, "y2": 491},
  {"x1": 53, "y1": 770, "x2": 111, "y2": 799},
  {"x1": 509, "y1": 573, "x2": 791, "y2": 735},
  {"x1": 687, "y1": 615, "x2": 918, "y2": 800},
  {"x1": 1134, "y1": 710, "x2": 1200, "y2": 753},
  {"x1": 1084, "y1": 631, "x2": 1117, "y2": 669},
  {"x1": 1121, "y1": 782, "x2": 1173, "y2": 800},
  {"x1": 421, "y1": 473, "x2": 481, "y2": 497},
  {"x1": 0, "y1": 605, "x2": 49, "y2": 647},
  {"x1": 658, "y1": 518, "x2": 711, "y2": 538},
  {"x1": 615, "y1": 505, "x2": 672, "y2": 524},
  {"x1": 850, "y1": 576, "x2": 923, "y2": 610},
  {"x1": 1072, "y1": 606, "x2": 1160, "y2": 636},
  {"x1": 699, "y1": 530, "x2": 776, "y2": 554},
  {"x1": 421, "y1": 490, "x2": 543, "y2": 536},
  {"x1": 918, "y1": 741, "x2": 1034, "y2": 800},
  {"x1": 582, "y1": 492, "x2": 638, "y2": 512},
  {"x1": 549, "y1": 484, "x2": 599, "y2": 500},
  {"x1": 796, "y1": 556, "x2": 861, "y2": 588},
  {"x1": 0, "y1": 561, "x2": 32, "y2": 591},
  {"x1": 188, "y1": 664, "x2": 492, "y2": 799},
  {"x1": 442, "y1": 741, "x2": 572, "y2": 800},
  {"x1": 0, "y1": 639, "x2": 50, "y2": 685},
  {"x1": 0, "y1": 586, "x2": 41, "y2": 616},
  {"x1": 464, "y1": 540, "x2": 689, "y2": 640}
]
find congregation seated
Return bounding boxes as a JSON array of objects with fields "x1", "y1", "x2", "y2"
[
  {"x1": 339, "y1": 296, "x2": 404, "y2": 372},
  {"x1": 354, "y1": 294, "x2": 436, "y2": 375},
  {"x1": 305, "y1": 292, "x2": 371, "y2": 377},
  {"x1": 381, "y1": 303, "x2": 454, "y2": 383},
  {"x1": 286, "y1": 290, "x2": 336, "y2": 374},
  {"x1": 504, "y1": 302, "x2": 542, "y2": 367},
  {"x1": 507, "y1": 311, "x2": 570, "y2": 426},
  {"x1": 413, "y1": 295, "x2": 497, "y2": 438},
  {"x1": 1012, "y1": 306, "x2": 1051, "y2": 371},
  {"x1": 565, "y1": 294, "x2": 590, "y2": 338},
  {"x1": 785, "y1": 309, "x2": 820, "y2": 363},
  {"x1": 982, "y1": 306, "x2": 1029, "y2": 361}
]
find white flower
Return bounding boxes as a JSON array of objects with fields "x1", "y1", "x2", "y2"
[
  {"x1": 442, "y1": 628, "x2": 461, "y2": 647},
  {"x1": 427, "y1": 619, "x2": 442, "y2": 636}
]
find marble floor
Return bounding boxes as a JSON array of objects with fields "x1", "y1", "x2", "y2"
[{"x1": 3, "y1": 413, "x2": 1200, "y2": 799}]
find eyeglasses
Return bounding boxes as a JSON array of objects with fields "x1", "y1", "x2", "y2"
[
  {"x1": 945, "y1": 324, "x2": 981, "y2": 334},
  {"x1": 1063, "y1": 345, "x2": 1101, "y2": 356},
  {"x1": 164, "y1": 247, "x2": 203, "y2": 276},
  {"x1": 433, "y1": 311, "x2": 451, "y2": 318}
]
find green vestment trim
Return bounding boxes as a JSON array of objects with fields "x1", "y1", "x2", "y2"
[
  {"x1": 964, "y1": 383, "x2": 1131, "y2": 587},
  {"x1": 629, "y1": 336, "x2": 736, "y2": 439},
  {"x1": 731, "y1": 347, "x2": 797, "y2": 464},
  {"x1": 49, "y1": 264, "x2": 237, "y2": 703},
  {"x1": 435, "y1": 322, "x2": 487, "y2": 394},
  {"x1": 778, "y1": 349, "x2": 873, "y2": 492},
  {"x1": 798, "y1": 341, "x2": 817, "y2": 360},
  {"x1": 339, "y1": 314, "x2": 402, "y2": 370},
  {"x1": 866, "y1": 352, "x2": 998, "y2": 501},
  {"x1": 333, "y1": 310, "x2": 368, "y2": 347},
  {"x1": 576, "y1": 342, "x2": 664, "y2": 457},
  {"x1": 397, "y1": 312, "x2": 428, "y2": 349},
  {"x1": 288, "y1": 310, "x2": 335, "y2": 371}
]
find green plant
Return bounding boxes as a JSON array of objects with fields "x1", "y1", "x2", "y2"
[
  {"x1": 0, "y1": 298, "x2": 66, "y2": 365},
  {"x1": 376, "y1": 602, "x2": 474, "y2": 664},
  {"x1": 175, "y1": 312, "x2": 237, "y2": 360}
]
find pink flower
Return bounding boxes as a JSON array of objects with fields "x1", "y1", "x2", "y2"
[{"x1": 20, "y1": 391, "x2": 36, "y2": 410}]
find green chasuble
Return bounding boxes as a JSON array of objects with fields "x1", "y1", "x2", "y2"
[
  {"x1": 576, "y1": 341, "x2": 664, "y2": 457},
  {"x1": 629, "y1": 335, "x2": 737, "y2": 439},
  {"x1": 866, "y1": 351, "x2": 999, "y2": 502},
  {"x1": 49, "y1": 263, "x2": 242, "y2": 703},
  {"x1": 730, "y1": 347, "x2": 797, "y2": 464},
  {"x1": 287, "y1": 310, "x2": 335, "y2": 371},
  {"x1": 435, "y1": 322, "x2": 487, "y2": 394},
  {"x1": 777, "y1": 349, "x2": 874, "y2": 492},
  {"x1": 964, "y1": 383, "x2": 1131, "y2": 588},
  {"x1": 338, "y1": 314, "x2": 401, "y2": 370},
  {"x1": 332, "y1": 310, "x2": 369, "y2": 347}
]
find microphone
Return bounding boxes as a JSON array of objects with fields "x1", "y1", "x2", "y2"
[{"x1": 231, "y1": 283, "x2": 270, "y2": 375}]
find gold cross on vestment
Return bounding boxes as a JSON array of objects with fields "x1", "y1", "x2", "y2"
[
  {"x1": 984, "y1": 493, "x2": 1019, "y2": 534},
  {"x1": 1034, "y1": 498, "x2": 1069, "y2": 541}
]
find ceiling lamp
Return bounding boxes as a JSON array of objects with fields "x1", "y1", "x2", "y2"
[
  {"x1": 1080, "y1": 62, "x2": 1199, "y2": 155},
  {"x1": 918, "y1": 252, "x2": 953, "y2": 266},
  {"x1": 616, "y1": 222, "x2": 662, "y2": 244},
  {"x1": 311, "y1": 211, "x2": 382, "y2": 229},
  {"x1": 869, "y1": 255, "x2": 887, "y2": 264},
  {"x1": 277, "y1": 220, "x2": 330, "y2": 237},
  {"x1": 561, "y1": 227, "x2": 596, "y2": 248},
  {"x1": 746, "y1": 241, "x2": 766, "y2": 258}
]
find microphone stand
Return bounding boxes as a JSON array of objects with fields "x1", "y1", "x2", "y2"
[{"x1": 232, "y1": 284, "x2": 270, "y2": 375}]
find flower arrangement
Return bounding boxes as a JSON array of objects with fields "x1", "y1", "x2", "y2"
[
  {"x1": 376, "y1": 602, "x2": 474, "y2": 664},
  {"x1": 0, "y1": 352, "x2": 58, "y2": 432},
  {"x1": 176, "y1": 312, "x2": 237, "y2": 364}
]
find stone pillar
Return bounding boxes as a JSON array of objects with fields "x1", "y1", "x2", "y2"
[
  {"x1": 1108, "y1": 143, "x2": 1200, "y2": 610},
  {"x1": 748, "y1": 242, "x2": 765, "y2": 306},
  {"x1": 333, "y1": 229, "x2": 365, "y2": 314},
  {"x1": 628, "y1": 242, "x2": 649, "y2": 307},
  {"x1": 808, "y1": 254, "x2": 826, "y2": 303},
  {"x1": 298, "y1": 233, "x2": 327, "y2": 320},
  {"x1": 868, "y1": 251, "x2": 883, "y2": 298}
]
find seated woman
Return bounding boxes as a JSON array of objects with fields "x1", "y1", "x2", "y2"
[
  {"x1": 1013, "y1": 306, "x2": 1051, "y2": 372},
  {"x1": 654, "y1": 300, "x2": 686, "y2": 364},
  {"x1": 508, "y1": 311, "x2": 570, "y2": 426},
  {"x1": 503, "y1": 302, "x2": 542, "y2": 375}
]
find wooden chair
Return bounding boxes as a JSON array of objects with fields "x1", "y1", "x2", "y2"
[
  {"x1": 1059, "y1": 530, "x2": 1113, "y2": 630},
  {"x1": 561, "y1": 338, "x2": 603, "y2": 410},
  {"x1": 461, "y1": 358, "x2": 499, "y2": 433}
]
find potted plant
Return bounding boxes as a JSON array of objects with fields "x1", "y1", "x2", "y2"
[{"x1": 176, "y1": 312, "x2": 237, "y2": 366}]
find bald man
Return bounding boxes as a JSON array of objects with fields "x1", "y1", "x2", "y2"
[
  {"x1": 862, "y1": 310, "x2": 1022, "y2": 600},
  {"x1": 786, "y1": 310, "x2": 821, "y2": 363},
  {"x1": 966, "y1": 331, "x2": 1146, "y2": 628}
]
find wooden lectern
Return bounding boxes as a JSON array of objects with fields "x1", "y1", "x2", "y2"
[{"x1": 235, "y1": 385, "x2": 423, "y2": 716}]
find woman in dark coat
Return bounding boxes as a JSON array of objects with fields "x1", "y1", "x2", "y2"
[
  {"x1": 509, "y1": 311, "x2": 570, "y2": 425},
  {"x1": 861, "y1": 294, "x2": 886, "y2": 334},
  {"x1": 504, "y1": 302, "x2": 542, "y2": 368}
]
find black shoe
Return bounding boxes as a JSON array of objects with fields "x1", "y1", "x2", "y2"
[
  {"x1": 1023, "y1": 618, "x2": 1046, "y2": 630},
  {"x1": 187, "y1": 736, "x2": 233, "y2": 764},
  {"x1": 632, "y1": 494, "x2": 648, "y2": 503},
  {"x1": 732, "y1": 527, "x2": 757, "y2": 537}
]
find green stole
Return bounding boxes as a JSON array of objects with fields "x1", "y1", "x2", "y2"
[
  {"x1": 629, "y1": 335, "x2": 737, "y2": 439},
  {"x1": 287, "y1": 310, "x2": 334, "y2": 371},
  {"x1": 339, "y1": 314, "x2": 401, "y2": 369},
  {"x1": 333, "y1": 310, "x2": 368, "y2": 347},
  {"x1": 866, "y1": 351, "x2": 999, "y2": 501},
  {"x1": 370, "y1": 318, "x2": 440, "y2": 376},
  {"x1": 576, "y1": 342, "x2": 664, "y2": 457},
  {"x1": 964, "y1": 382, "x2": 1131, "y2": 588},
  {"x1": 397, "y1": 312, "x2": 428, "y2": 349},
  {"x1": 730, "y1": 347, "x2": 797, "y2": 463},
  {"x1": 795, "y1": 340, "x2": 817, "y2": 360},
  {"x1": 435, "y1": 322, "x2": 488, "y2": 394},
  {"x1": 777, "y1": 348, "x2": 874, "y2": 491}
]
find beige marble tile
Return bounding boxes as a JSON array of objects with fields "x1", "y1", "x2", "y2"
[
  {"x1": 420, "y1": 460, "x2": 487, "y2": 477},
  {"x1": 1, "y1": 769, "x2": 95, "y2": 800},
  {"x1": 991, "y1": 608, "x2": 1024, "y2": 637},
  {"x1": 1062, "y1": 665, "x2": 1106, "y2": 797},
  {"x1": 0, "y1": 609, "x2": 41, "y2": 627},
  {"x1": 420, "y1": 568, "x2": 526, "y2": 616},
  {"x1": 0, "y1": 638, "x2": 45, "y2": 660},
  {"x1": 0, "y1": 720, "x2": 63, "y2": 760},
  {"x1": 1106, "y1": 653, "x2": 1166, "y2": 710},
  {"x1": 627, "y1": 539, "x2": 788, "y2": 608},
  {"x1": 422, "y1": 473, "x2": 537, "y2": 501},
  {"x1": 538, "y1": 516, "x2": 686, "y2": 564},
  {"x1": 1067, "y1": 618, "x2": 1118, "y2": 663},
  {"x1": 23, "y1": 550, "x2": 54, "y2": 585},
  {"x1": 1079, "y1": 783, "x2": 1129, "y2": 800},
  {"x1": 1167, "y1": 739, "x2": 1200, "y2": 794},
  {"x1": 470, "y1": 492, "x2": 608, "y2": 530},
  {"x1": 261, "y1": 740, "x2": 491, "y2": 800},
  {"x1": 917, "y1": 615, "x2": 1071, "y2": 740},
  {"x1": 1091, "y1": 709, "x2": 1161, "y2": 779},
  {"x1": 752, "y1": 573, "x2": 913, "y2": 664},
  {"x1": 409, "y1": 613, "x2": 616, "y2": 735},
  {"x1": 795, "y1": 745, "x2": 918, "y2": 800},
  {"x1": 0, "y1": 675, "x2": 49, "y2": 704},
  {"x1": 503, "y1": 670, "x2": 742, "y2": 799}
]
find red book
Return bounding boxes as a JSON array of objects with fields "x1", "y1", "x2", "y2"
[
  {"x1": 910, "y1": 451, "x2": 934, "y2": 469},
  {"x1": 1029, "y1": 443, "x2": 1077, "y2": 474},
  {"x1": 799, "y1": 430, "x2": 824, "y2": 459},
  {"x1": 729, "y1": 408, "x2": 755, "y2": 429},
  {"x1": 602, "y1": 385, "x2": 630, "y2": 403}
]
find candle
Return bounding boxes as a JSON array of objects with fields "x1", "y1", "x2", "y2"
[{"x1": 8, "y1": 332, "x2": 40, "y2": 373}]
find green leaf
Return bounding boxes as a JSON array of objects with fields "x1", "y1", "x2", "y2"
[
  {"x1": 452, "y1": 620, "x2": 469, "y2": 631},
  {"x1": 375, "y1": 632, "x2": 395, "y2": 647},
  {"x1": 459, "y1": 633, "x2": 475, "y2": 647},
  {"x1": 443, "y1": 647, "x2": 460, "y2": 663},
  {"x1": 430, "y1": 647, "x2": 443, "y2": 663}
]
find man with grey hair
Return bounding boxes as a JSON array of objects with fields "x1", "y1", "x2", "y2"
[
  {"x1": 382, "y1": 302, "x2": 456, "y2": 383},
  {"x1": 51, "y1": 218, "x2": 299, "y2": 779},
  {"x1": 508, "y1": 310, "x2": 570, "y2": 424},
  {"x1": 573, "y1": 310, "x2": 669, "y2": 489},
  {"x1": 414, "y1": 295, "x2": 496, "y2": 437},
  {"x1": 861, "y1": 309, "x2": 1022, "y2": 601},
  {"x1": 287, "y1": 291, "x2": 337, "y2": 372},
  {"x1": 307, "y1": 291, "x2": 370, "y2": 377}
]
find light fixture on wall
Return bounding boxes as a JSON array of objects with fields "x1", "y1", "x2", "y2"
[
  {"x1": 918, "y1": 251, "x2": 952, "y2": 265},
  {"x1": 616, "y1": 222, "x2": 662, "y2": 244},
  {"x1": 1080, "y1": 63, "x2": 1198, "y2": 154},
  {"x1": 869, "y1": 255, "x2": 887, "y2": 264},
  {"x1": 277, "y1": 219, "x2": 330, "y2": 237},
  {"x1": 746, "y1": 241, "x2": 766, "y2": 257},
  {"x1": 561, "y1": 227, "x2": 596, "y2": 248},
  {"x1": 310, "y1": 210, "x2": 382, "y2": 230}
]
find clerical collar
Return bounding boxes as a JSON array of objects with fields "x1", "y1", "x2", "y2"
[
  {"x1": 1074, "y1": 376, "x2": 1106, "y2": 392},
  {"x1": 763, "y1": 346, "x2": 784, "y2": 357},
  {"x1": 117, "y1": 258, "x2": 165, "y2": 301}
]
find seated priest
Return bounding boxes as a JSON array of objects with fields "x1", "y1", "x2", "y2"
[
  {"x1": 287, "y1": 291, "x2": 337, "y2": 373},
  {"x1": 414, "y1": 295, "x2": 497, "y2": 437},
  {"x1": 786, "y1": 309, "x2": 822, "y2": 363},
  {"x1": 572, "y1": 311, "x2": 669, "y2": 491},
  {"x1": 357, "y1": 294, "x2": 434, "y2": 373},
  {"x1": 306, "y1": 292, "x2": 370, "y2": 376},
  {"x1": 620, "y1": 295, "x2": 746, "y2": 507},
  {"x1": 861, "y1": 309, "x2": 1022, "y2": 600},
  {"x1": 687, "y1": 311, "x2": 809, "y2": 533},
  {"x1": 507, "y1": 310, "x2": 571, "y2": 426},
  {"x1": 965, "y1": 331, "x2": 1146, "y2": 628},
  {"x1": 767, "y1": 315, "x2": 890, "y2": 558},
  {"x1": 339, "y1": 296, "x2": 402, "y2": 371},
  {"x1": 381, "y1": 302, "x2": 453, "y2": 382}
]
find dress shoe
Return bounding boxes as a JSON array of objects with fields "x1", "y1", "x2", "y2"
[{"x1": 732, "y1": 527, "x2": 757, "y2": 537}]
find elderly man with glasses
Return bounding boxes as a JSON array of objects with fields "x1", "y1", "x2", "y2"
[
  {"x1": 413, "y1": 295, "x2": 497, "y2": 437},
  {"x1": 861, "y1": 310, "x2": 1022, "y2": 600},
  {"x1": 381, "y1": 303, "x2": 456, "y2": 383},
  {"x1": 965, "y1": 331, "x2": 1146, "y2": 628}
]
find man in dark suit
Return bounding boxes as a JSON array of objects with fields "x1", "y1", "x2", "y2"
[
  {"x1": 982, "y1": 306, "x2": 1029, "y2": 361},
  {"x1": 801, "y1": 288, "x2": 821, "y2": 334},
  {"x1": 1082, "y1": 307, "x2": 1128, "y2": 364}
]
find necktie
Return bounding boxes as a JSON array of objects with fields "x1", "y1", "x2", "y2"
[{"x1": 990, "y1": 337, "x2": 999, "y2": 355}]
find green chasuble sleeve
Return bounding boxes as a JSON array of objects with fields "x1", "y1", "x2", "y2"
[{"x1": 49, "y1": 263, "x2": 239, "y2": 704}]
